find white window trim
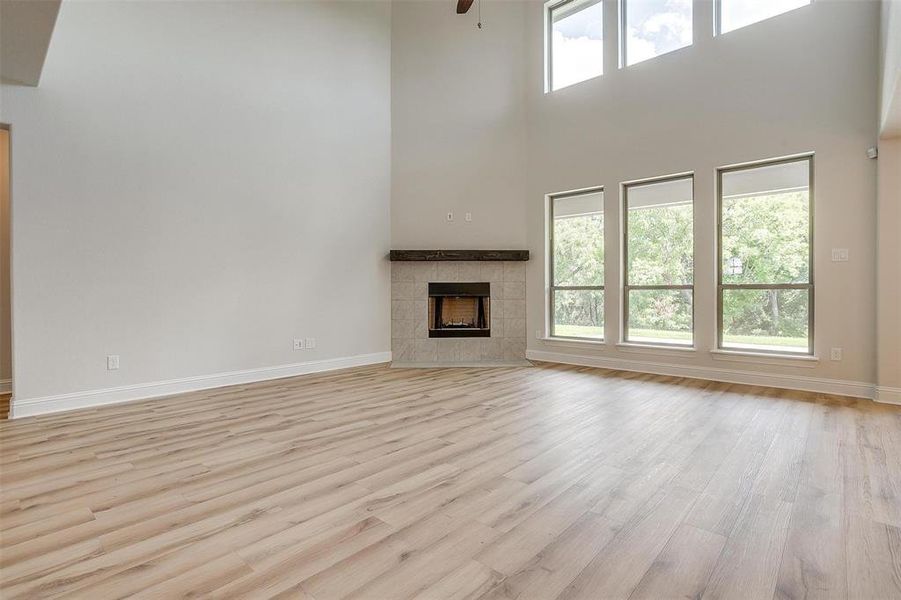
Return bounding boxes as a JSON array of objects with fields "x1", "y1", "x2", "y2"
[
  {"x1": 547, "y1": 185, "x2": 606, "y2": 342},
  {"x1": 621, "y1": 172, "x2": 696, "y2": 349}
]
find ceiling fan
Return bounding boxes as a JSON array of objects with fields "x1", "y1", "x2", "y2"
[
  {"x1": 456, "y1": 0, "x2": 482, "y2": 28},
  {"x1": 456, "y1": 0, "x2": 475, "y2": 14}
]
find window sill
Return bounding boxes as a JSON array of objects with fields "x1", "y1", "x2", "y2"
[
  {"x1": 615, "y1": 342, "x2": 696, "y2": 354},
  {"x1": 539, "y1": 336, "x2": 606, "y2": 348},
  {"x1": 709, "y1": 348, "x2": 819, "y2": 366}
]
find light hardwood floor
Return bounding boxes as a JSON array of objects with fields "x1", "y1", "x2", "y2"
[{"x1": 1, "y1": 362, "x2": 899, "y2": 599}]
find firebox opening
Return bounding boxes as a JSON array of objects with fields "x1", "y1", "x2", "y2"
[{"x1": 428, "y1": 282, "x2": 490, "y2": 338}]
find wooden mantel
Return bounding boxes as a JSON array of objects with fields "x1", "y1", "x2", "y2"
[{"x1": 389, "y1": 250, "x2": 530, "y2": 262}]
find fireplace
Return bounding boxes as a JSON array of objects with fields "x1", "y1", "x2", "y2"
[{"x1": 428, "y1": 282, "x2": 490, "y2": 338}]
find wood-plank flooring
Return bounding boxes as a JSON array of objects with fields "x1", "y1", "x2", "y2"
[{"x1": 1, "y1": 362, "x2": 899, "y2": 599}]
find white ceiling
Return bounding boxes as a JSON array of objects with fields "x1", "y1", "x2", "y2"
[{"x1": 0, "y1": 0, "x2": 61, "y2": 87}]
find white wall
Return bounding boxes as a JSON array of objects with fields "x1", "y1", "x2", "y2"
[
  {"x1": 877, "y1": 0, "x2": 901, "y2": 403},
  {"x1": 391, "y1": 0, "x2": 528, "y2": 249},
  {"x1": 0, "y1": 0, "x2": 392, "y2": 405},
  {"x1": 391, "y1": 0, "x2": 881, "y2": 394},
  {"x1": 0, "y1": 129, "x2": 10, "y2": 389},
  {"x1": 876, "y1": 137, "x2": 901, "y2": 403}
]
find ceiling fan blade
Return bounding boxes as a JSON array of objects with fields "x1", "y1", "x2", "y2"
[{"x1": 456, "y1": 0, "x2": 474, "y2": 14}]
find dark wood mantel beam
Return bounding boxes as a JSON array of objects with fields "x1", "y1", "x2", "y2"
[{"x1": 389, "y1": 250, "x2": 530, "y2": 262}]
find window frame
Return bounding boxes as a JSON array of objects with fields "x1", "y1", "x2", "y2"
[
  {"x1": 621, "y1": 172, "x2": 695, "y2": 348},
  {"x1": 545, "y1": 0, "x2": 604, "y2": 93},
  {"x1": 619, "y1": 0, "x2": 694, "y2": 68},
  {"x1": 714, "y1": 0, "x2": 813, "y2": 36},
  {"x1": 548, "y1": 186, "x2": 606, "y2": 341},
  {"x1": 716, "y1": 154, "x2": 815, "y2": 356}
]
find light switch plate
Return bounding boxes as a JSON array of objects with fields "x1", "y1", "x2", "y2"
[{"x1": 831, "y1": 248, "x2": 849, "y2": 262}]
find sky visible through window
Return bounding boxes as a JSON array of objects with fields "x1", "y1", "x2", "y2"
[
  {"x1": 625, "y1": 0, "x2": 692, "y2": 66},
  {"x1": 549, "y1": 0, "x2": 810, "y2": 92},
  {"x1": 551, "y1": 0, "x2": 603, "y2": 91},
  {"x1": 720, "y1": 0, "x2": 811, "y2": 34}
]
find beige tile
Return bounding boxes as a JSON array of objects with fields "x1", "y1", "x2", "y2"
[
  {"x1": 392, "y1": 300, "x2": 413, "y2": 320},
  {"x1": 505, "y1": 318, "x2": 525, "y2": 338},
  {"x1": 503, "y1": 281, "x2": 526, "y2": 300},
  {"x1": 437, "y1": 339, "x2": 460, "y2": 362},
  {"x1": 436, "y1": 262, "x2": 459, "y2": 282},
  {"x1": 503, "y1": 338, "x2": 526, "y2": 360},
  {"x1": 412, "y1": 281, "x2": 429, "y2": 299},
  {"x1": 503, "y1": 262, "x2": 525, "y2": 282},
  {"x1": 506, "y1": 299, "x2": 525, "y2": 319},
  {"x1": 413, "y1": 300, "x2": 429, "y2": 323},
  {"x1": 414, "y1": 318, "x2": 429, "y2": 339},
  {"x1": 413, "y1": 339, "x2": 437, "y2": 362},
  {"x1": 392, "y1": 282, "x2": 414, "y2": 300},
  {"x1": 460, "y1": 262, "x2": 481, "y2": 281},
  {"x1": 481, "y1": 262, "x2": 504, "y2": 283},
  {"x1": 481, "y1": 338, "x2": 504, "y2": 360},
  {"x1": 459, "y1": 341, "x2": 482, "y2": 361},
  {"x1": 491, "y1": 318, "x2": 505, "y2": 338},
  {"x1": 391, "y1": 339, "x2": 412, "y2": 361},
  {"x1": 392, "y1": 319, "x2": 413, "y2": 339},
  {"x1": 391, "y1": 263, "x2": 413, "y2": 282},
  {"x1": 490, "y1": 299, "x2": 505, "y2": 319},
  {"x1": 412, "y1": 263, "x2": 437, "y2": 282}
]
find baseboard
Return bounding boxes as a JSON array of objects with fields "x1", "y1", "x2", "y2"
[
  {"x1": 390, "y1": 360, "x2": 531, "y2": 368},
  {"x1": 526, "y1": 349, "x2": 876, "y2": 400},
  {"x1": 0, "y1": 378, "x2": 10, "y2": 394},
  {"x1": 875, "y1": 386, "x2": 901, "y2": 405},
  {"x1": 11, "y1": 352, "x2": 392, "y2": 419}
]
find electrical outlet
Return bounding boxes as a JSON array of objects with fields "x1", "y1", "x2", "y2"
[
  {"x1": 831, "y1": 248, "x2": 849, "y2": 262},
  {"x1": 446, "y1": 212, "x2": 454, "y2": 222},
  {"x1": 830, "y1": 347, "x2": 843, "y2": 361},
  {"x1": 293, "y1": 338, "x2": 304, "y2": 350},
  {"x1": 107, "y1": 355, "x2": 120, "y2": 370},
  {"x1": 465, "y1": 212, "x2": 472, "y2": 222},
  {"x1": 305, "y1": 337, "x2": 316, "y2": 349}
]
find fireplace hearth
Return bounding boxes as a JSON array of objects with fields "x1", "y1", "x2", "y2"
[{"x1": 428, "y1": 282, "x2": 490, "y2": 338}]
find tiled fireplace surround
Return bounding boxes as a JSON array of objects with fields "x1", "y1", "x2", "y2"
[{"x1": 391, "y1": 261, "x2": 526, "y2": 364}]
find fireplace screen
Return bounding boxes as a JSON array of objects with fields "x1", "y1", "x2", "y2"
[{"x1": 428, "y1": 282, "x2": 490, "y2": 338}]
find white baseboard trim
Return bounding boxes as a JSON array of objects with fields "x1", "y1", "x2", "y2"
[
  {"x1": 11, "y1": 352, "x2": 392, "y2": 419},
  {"x1": 526, "y1": 349, "x2": 876, "y2": 400},
  {"x1": 875, "y1": 386, "x2": 901, "y2": 405},
  {"x1": 0, "y1": 378, "x2": 11, "y2": 394}
]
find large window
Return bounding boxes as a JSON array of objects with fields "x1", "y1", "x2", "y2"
[
  {"x1": 717, "y1": 155, "x2": 813, "y2": 354},
  {"x1": 623, "y1": 174, "x2": 693, "y2": 346},
  {"x1": 549, "y1": 188, "x2": 605, "y2": 339},
  {"x1": 716, "y1": 0, "x2": 811, "y2": 35},
  {"x1": 621, "y1": 0, "x2": 693, "y2": 66},
  {"x1": 547, "y1": 0, "x2": 604, "y2": 92}
]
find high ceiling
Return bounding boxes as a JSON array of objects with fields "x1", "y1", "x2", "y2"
[{"x1": 0, "y1": 0, "x2": 61, "y2": 87}]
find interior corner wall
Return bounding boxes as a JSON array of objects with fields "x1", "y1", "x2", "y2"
[
  {"x1": 877, "y1": 0, "x2": 901, "y2": 401},
  {"x1": 390, "y1": 0, "x2": 529, "y2": 249},
  {"x1": 0, "y1": 129, "x2": 10, "y2": 388},
  {"x1": 0, "y1": 0, "x2": 392, "y2": 404},
  {"x1": 390, "y1": 0, "x2": 881, "y2": 392},
  {"x1": 876, "y1": 138, "x2": 901, "y2": 398}
]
